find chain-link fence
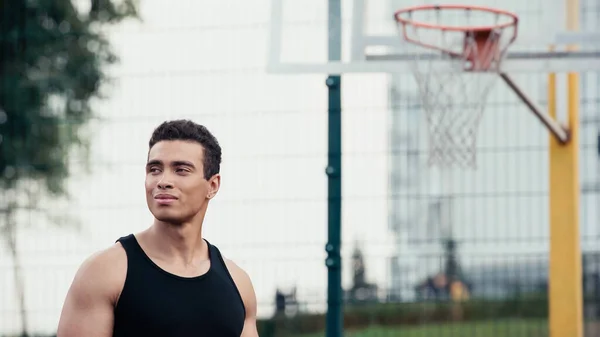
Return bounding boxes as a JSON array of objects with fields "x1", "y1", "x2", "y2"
[{"x1": 1, "y1": 0, "x2": 599, "y2": 336}]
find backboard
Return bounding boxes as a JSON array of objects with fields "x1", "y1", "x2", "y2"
[{"x1": 267, "y1": 0, "x2": 600, "y2": 74}]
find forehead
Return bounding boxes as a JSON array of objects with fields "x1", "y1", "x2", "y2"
[{"x1": 147, "y1": 140, "x2": 204, "y2": 164}]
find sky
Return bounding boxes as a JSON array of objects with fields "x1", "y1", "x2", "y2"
[{"x1": 0, "y1": 0, "x2": 599, "y2": 335}]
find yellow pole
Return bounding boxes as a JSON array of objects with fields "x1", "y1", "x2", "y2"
[{"x1": 548, "y1": 0, "x2": 582, "y2": 336}]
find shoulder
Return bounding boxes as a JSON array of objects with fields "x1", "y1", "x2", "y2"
[
  {"x1": 223, "y1": 258, "x2": 257, "y2": 316},
  {"x1": 223, "y1": 258, "x2": 253, "y2": 289},
  {"x1": 57, "y1": 243, "x2": 128, "y2": 336},
  {"x1": 69, "y1": 242, "x2": 128, "y2": 305},
  {"x1": 209, "y1": 242, "x2": 253, "y2": 288}
]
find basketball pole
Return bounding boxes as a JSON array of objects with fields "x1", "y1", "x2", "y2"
[
  {"x1": 548, "y1": 0, "x2": 583, "y2": 336},
  {"x1": 325, "y1": 0, "x2": 344, "y2": 336}
]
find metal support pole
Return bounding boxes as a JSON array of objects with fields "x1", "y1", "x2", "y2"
[
  {"x1": 547, "y1": 0, "x2": 583, "y2": 335},
  {"x1": 499, "y1": 73, "x2": 570, "y2": 144},
  {"x1": 326, "y1": 0, "x2": 343, "y2": 337}
]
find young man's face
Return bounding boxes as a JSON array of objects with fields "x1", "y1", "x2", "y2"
[{"x1": 145, "y1": 140, "x2": 220, "y2": 224}]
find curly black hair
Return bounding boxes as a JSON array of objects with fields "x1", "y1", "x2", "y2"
[{"x1": 148, "y1": 120, "x2": 222, "y2": 179}]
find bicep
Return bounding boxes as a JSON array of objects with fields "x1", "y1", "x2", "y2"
[
  {"x1": 57, "y1": 281, "x2": 114, "y2": 337},
  {"x1": 57, "y1": 252, "x2": 122, "y2": 337},
  {"x1": 240, "y1": 292, "x2": 259, "y2": 337},
  {"x1": 226, "y1": 260, "x2": 259, "y2": 337}
]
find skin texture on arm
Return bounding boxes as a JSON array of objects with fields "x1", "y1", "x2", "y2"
[
  {"x1": 56, "y1": 244, "x2": 127, "y2": 337},
  {"x1": 226, "y1": 259, "x2": 259, "y2": 337}
]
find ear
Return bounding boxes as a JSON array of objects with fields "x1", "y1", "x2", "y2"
[{"x1": 207, "y1": 174, "x2": 221, "y2": 199}]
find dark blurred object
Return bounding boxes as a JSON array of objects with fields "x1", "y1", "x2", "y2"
[{"x1": 347, "y1": 243, "x2": 379, "y2": 304}]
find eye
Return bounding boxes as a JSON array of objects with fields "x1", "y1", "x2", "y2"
[
  {"x1": 149, "y1": 167, "x2": 161, "y2": 174},
  {"x1": 176, "y1": 167, "x2": 190, "y2": 174}
]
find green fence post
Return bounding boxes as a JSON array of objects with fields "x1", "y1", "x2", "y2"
[{"x1": 325, "y1": 1, "x2": 343, "y2": 336}]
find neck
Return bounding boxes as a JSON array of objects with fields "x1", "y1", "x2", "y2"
[{"x1": 148, "y1": 217, "x2": 207, "y2": 264}]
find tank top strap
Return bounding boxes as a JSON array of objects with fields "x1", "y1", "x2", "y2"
[
  {"x1": 116, "y1": 234, "x2": 146, "y2": 261},
  {"x1": 205, "y1": 239, "x2": 245, "y2": 317},
  {"x1": 206, "y1": 239, "x2": 227, "y2": 269}
]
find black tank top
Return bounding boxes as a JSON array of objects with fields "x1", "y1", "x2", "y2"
[{"x1": 112, "y1": 234, "x2": 245, "y2": 337}]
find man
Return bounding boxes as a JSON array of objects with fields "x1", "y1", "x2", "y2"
[{"x1": 57, "y1": 120, "x2": 259, "y2": 337}]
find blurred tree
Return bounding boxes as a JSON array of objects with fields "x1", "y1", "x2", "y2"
[{"x1": 0, "y1": 0, "x2": 139, "y2": 335}]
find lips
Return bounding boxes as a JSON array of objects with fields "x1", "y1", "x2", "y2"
[{"x1": 154, "y1": 194, "x2": 178, "y2": 200}]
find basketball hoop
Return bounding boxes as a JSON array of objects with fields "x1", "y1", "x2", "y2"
[{"x1": 394, "y1": 5, "x2": 519, "y2": 169}]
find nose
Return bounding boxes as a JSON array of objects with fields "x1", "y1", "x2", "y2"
[
  {"x1": 157, "y1": 181, "x2": 173, "y2": 189},
  {"x1": 157, "y1": 173, "x2": 174, "y2": 189}
]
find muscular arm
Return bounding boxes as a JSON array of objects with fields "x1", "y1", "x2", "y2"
[
  {"x1": 57, "y1": 245, "x2": 126, "y2": 337},
  {"x1": 226, "y1": 259, "x2": 259, "y2": 337}
]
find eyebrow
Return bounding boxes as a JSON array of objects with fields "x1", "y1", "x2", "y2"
[{"x1": 146, "y1": 160, "x2": 196, "y2": 168}]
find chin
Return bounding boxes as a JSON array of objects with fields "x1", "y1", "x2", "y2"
[{"x1": 151, "y1": 210, "x2": 188, "y2": 225}]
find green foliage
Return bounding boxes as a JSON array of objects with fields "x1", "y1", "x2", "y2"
[
  {"x1": 291, "y1": 319, "x2": 548, "y2": 337},
  {"x1": 257, "y1": 295, "x2": 549, "y2": 337},
  {"x1": 0, "y1": 0, "x2": 139, "y2": 195},
  {"x1": 0, "y1": 2, "x2": 139, "y2": 335}
]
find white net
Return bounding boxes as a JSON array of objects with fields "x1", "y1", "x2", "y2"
[
  {"x1": 412, "y1": 50, "x2": 499, "y2": 170},
  {"x1": 395, "y1": 7, "x2": 517, "y2": 170}
]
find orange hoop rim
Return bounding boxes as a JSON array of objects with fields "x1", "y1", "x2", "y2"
[{"x1": 394, "y1": 4, "x2": 519, "y2": 33}]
